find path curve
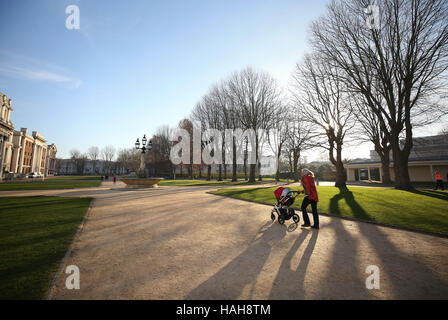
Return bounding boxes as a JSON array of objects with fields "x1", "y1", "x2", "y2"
[{"x1": 3, "y1": 182, "x2": 447, "y2": 299}]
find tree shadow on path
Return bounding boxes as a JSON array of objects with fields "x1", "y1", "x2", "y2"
[
  {"x1": 268, "y1": 229, "x2": 318, "y2": 299},
  {"x1": 186, "y1": 222, "x2": 286, "y2": 299},
  {"x1": 329, "y1": 187, "x2": 448, "y2": 299},
  {"x1": 313, "y1": 216, "x2": 372, "y2": 299}
]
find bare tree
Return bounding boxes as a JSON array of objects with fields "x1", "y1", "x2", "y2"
[
  {"x1": 87, "y1": 146, "x2": 100, "y2": 175},
  {"x1": 292, "y1": 54, "x2": 356, "y2": 187},
  {"x1": 101, "y1": 145, "x2": 116, "y2": 174},
  {"x1": 210, "y1": 83, "x2": 237, "y2": 181},
  {"x1": 283, "y1": 105, "x2": 314, "y2": 182},
  {"x1": 353, "y1": 95, "x2": 392, "y2": 183},
  {"x1": 70, "y1": 149, "x2": 87, "y2": 175},
  {"x1": 150, "y1": 125, "x2": 174, "y2": 177},
  {"x1": 310, "y1": 0, "x2": 448, "y2": 189},
  {"x1": 207, "y1": 86, "x2": 227, "y2": 181},
  {"x1": 222, "y1": 83, "x2": 243, "y2": 182},
  {"x1": 267, "y1": 102, "x2": 289, "y2": 182},
  {"x1": 116, "y1": 148, "x2": 139, "y2": 175},
  {"x1": 227, "y1": 67, "x2": 280, "y2": 182},
  {"x1": 191, "y1": 95, "x2": 221, "y2": 181},
  {"x1": 191, "y1": 101, "x2": 209, "y2": 179},
  {"x1": 178, "y1": 118, "x2": 195, "y2": 179}
]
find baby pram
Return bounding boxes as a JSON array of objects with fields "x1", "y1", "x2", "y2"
[{"x1": 271, "y1": 187, "x2": 300, "y2": 225}]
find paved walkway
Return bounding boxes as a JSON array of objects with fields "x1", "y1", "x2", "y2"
[{"x1": 2, "y1": 182, "x2": 448, "y2": 299}]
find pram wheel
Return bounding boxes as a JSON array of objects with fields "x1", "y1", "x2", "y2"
[
  {"x1": 270, "y1": 212, "x2": 275, "y2": 221},
  {"x1": 293, "y1": 214, "x2": 300, "y2": 224},
  {"x1": 278, "y1": 216, "x2": 285, "y2": 225}
]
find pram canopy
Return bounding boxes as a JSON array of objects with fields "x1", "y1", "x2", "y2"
[{"x1": 274, "y1": 187, "x2": 292, "y2": 200}]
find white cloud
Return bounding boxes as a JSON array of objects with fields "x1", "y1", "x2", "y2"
[{"x1": 0, "y1": 65, "x2": 82, "y2": 88}]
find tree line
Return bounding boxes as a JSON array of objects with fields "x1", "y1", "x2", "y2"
[
  {"x1": 70, "y1": 0, "x2": 448, "y2": 189},
  {"x1": 167, "y1": 0, "x2": 448, "y2": 189}
]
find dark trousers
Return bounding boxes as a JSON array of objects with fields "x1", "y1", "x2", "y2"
[
  {"x1": 435, "y1": 180, "x2": 444, "y2": 190},
  {"x1": 301, "y1": 196, "x2": 319, "y2": 227}
]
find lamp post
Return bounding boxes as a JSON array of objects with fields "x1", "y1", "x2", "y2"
[
  {"x1": 135, "y1": 134, "x2": 152, "y2": 177},
  {"x1": 121, "y1": 134, "x2": 162, "y2": 188}
]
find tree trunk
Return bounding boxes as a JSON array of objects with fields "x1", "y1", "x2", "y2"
[
  {"x1": 395, "y1": 159, "x2": 411, "y2": 189},
  {"x1": 232, "y1": 141, "x2": 237, "y2": 182},
  {"x1": 275, "y1": 144, "x2": 282, "y2": 182},
  {"x1": 373, "y1": 136, "x2": 392, "y2": 184},
  {"x1": 380, "y1": 149, "x2": 392, "y2": 184},
  {"x1": 330, "y1": 141, "x2": 346, "y2": 188},
  {"x1": 249, "y1": 164, "x2": 256, "y2": 182},
  {"x1": 288, "y1": 152, "x2": 293, "y2": 178},
  {"x1": 207, "y1": 165, "x2": 211, "y2": 181},
  {"x1": 218, "y1": 164, "x2": 222, "y2": 181},
  {"x1": 391, "y1": 146, "x2": 412, "y2": 189},
  {"x1": 222, "y1": 141, "x2": 227, "y2": 180},
  {"x1": 244, "y1": 138, "x2": 248, "y2": 180},
  {"x1": 249, "y1": 137, "x2": 258, "y2": 182},
  {"x1": 390, "y1": 129, "x2": 413, "y2": 189},
  {"x1": 380, "y1": 157, "x2": 391, "y2": 184},
  {"x1": 293, "y1": 151, "x2": 299, "y2": 182},
  {"x1": 275, "y1": 152, "x2": 280, "y2": 182},
  {"x1": 334, "y1": 162, "x2": 346, "y2": 188}
]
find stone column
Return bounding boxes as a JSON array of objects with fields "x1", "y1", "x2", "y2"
[
  {"x1": 0, "y1": 136, "x2": 4, "y2": 181},
  {"x1": 31, "y1": 143, "x2": 38, "y2": 172},
  {"x1": 10, "y1": 145, "x2": 19, "y2": 173},
  {"x1": 4, "y1": 144, "x2": 11, "y2": 172},
  {"x1": 18, "y1": 140, "x2": 26, "y2": 173},
  {"x1": 44, "y1": 152, "x2": 49, "y2": 177}
]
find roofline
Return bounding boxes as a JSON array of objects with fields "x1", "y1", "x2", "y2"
[{"x1": 346, "y1": 159, "x2": 448, "y2": 166}]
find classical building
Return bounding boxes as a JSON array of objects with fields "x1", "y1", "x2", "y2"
[
  {"x1": 0, "y1": 92, "x2": 14, "y2": 181},
  {"x1": 0, "y1": 92, "x2": 58, "y2": 178},
  {"x1": 57, "y1": 159, "x2": 108, "y2": 175},
  {"x1": 9, "y1": 128, "x2": 48, "y2": 175},
  {"x1": 346, "y1": 134, "x2": 448, "y2": 182},
  {"x1": 45, "y1": 144, "x2": 58, "y2": 175}
]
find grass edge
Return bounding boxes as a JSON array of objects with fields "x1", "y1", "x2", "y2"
[
  {"x1": 44, "y1": 197, "x2": 95, "y2": 300},
  {"x1": 207, "y1": 190, "x2": 448, "y2": 239}
]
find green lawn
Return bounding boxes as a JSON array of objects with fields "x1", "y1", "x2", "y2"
[
  {"x1": 159, "y1": 178, "x2": 285, "y2": 187},
  {"x1": 46, "y1": 175, "x2": 101, "y2": 181},
  {"x1": 0, "y1": 196, "x2": 92, "y2": 299},
  {"x1": 211, "y1": 186, "x2": 448, "y2": 235},
  {"x1": 0, "y1": 179, "x2": 101, "y2": 191}
]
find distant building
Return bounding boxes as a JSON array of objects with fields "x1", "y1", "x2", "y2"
[
  {"x1": 9, "y1": 128, "x2": 49, "y2": 175},
  {"x1": 0, "y1": 93, "x2": 14, "y2": 180},
  {"x1": 57, "y1": 159, "x2": 111, "y2": 175},
  {"x1": 0, "y1": 92, "x2": 57, "y2": 179},
  {"x1": 45, "y1": 144, "x2": 58, "y2": 175},
  {"x1": 346, "y1": 134, "x2": 448, "y2": 182}
]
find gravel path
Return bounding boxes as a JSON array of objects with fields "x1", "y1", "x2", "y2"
[{"x1": 2, "y1": 181, "x2": 448, "y2": 299}]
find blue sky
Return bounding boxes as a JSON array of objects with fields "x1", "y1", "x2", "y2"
[{"x1": 0, "y1": 0, "x2": 443, "y2": 160}]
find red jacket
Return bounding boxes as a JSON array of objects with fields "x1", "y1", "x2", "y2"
[
  {"x1": 301, "y1": 175, "x2": 318, "y2": 202},
  {"x1": 435, "y1": 173, "x2": 443, "y2": 180}
]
